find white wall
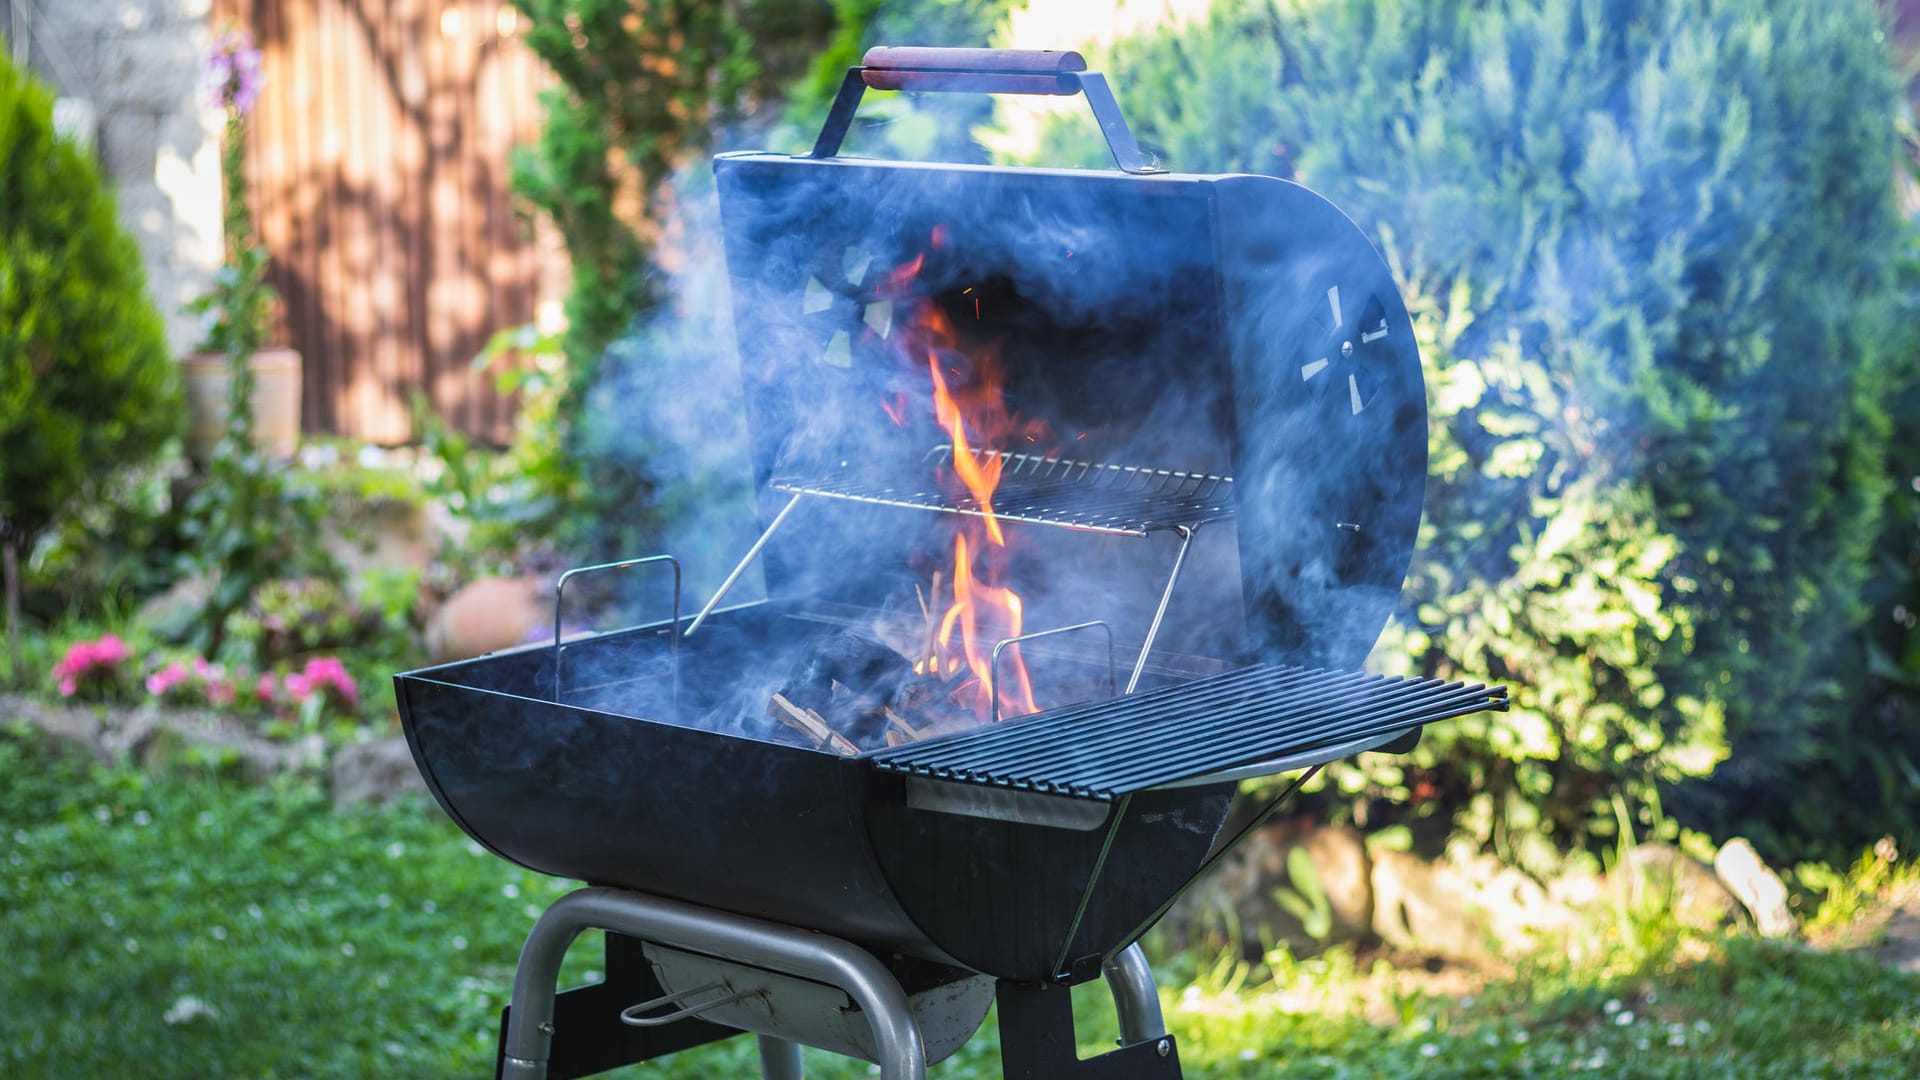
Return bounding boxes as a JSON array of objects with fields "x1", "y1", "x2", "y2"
[{"x1": 7, "y1": 0, "x2": 225, "y2": 354}]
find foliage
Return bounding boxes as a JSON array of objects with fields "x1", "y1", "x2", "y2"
[
  {"x1": 1010, "y1": 0, "x2": 1915, "y2": 861},
  {"x1": 496, "y1": 1, "x2": 1037, "y2": 565},
  {"x1": 0, "y1": 47, "x2": 182, "y2": 641},
  {"x1": 413, "y1": 324, "x2": 577, "y2": 574},
  {"x1": 1801, "y1": 835, "x2": 1917, "y2": 941},
  {"x1": 5, "y1": 726, "x2": 1917, "y2": 1078},
  {"x1": 24, "y1": 460, "x2": 191, "y2": 620},
  {"x1": 1837, "y1": 145, "x2": 1920, "y2": 855},
  {"x1": 491, "y1": 1, "x2": 786, "y2": 560},
  {"x1": 783, "y1": 0, "x2": 1021, "y2": 160}
]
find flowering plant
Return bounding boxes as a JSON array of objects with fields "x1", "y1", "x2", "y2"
[
  {"x1": 256, "y1": 656, "x2": 362, "y2": 731},
  {"x1": 179, "y1": 30, "x2": 334, "y2": 659},
  {"x1": 52, "y1": 635, "x2": 131, "y2": 700},
  {"x1": 143, "y1": 656, "x2": 238, "y2": 708},
  {"x1": 188, "y1": 30, "x2": 274, "y2": 366}
]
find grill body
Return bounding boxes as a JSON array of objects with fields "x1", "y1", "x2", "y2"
[{"x1": 398, "y1": 606, "x2": 1233, "y2": 981}]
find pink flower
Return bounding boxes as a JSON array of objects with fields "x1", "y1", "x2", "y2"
[
  {"x1": 299, "y1": 657, "x2": 359, "y2": 708},
  {"x1": 52, "y1": 635, "x2": 131, "y2": 699},
  {"x1": 145, "y1": 662, "x2": 191, "y2": 698},
  {"x1": 284, "y1": 673, "x2": 312, "y2": 703},
  {"x1": 207, "y1": 679, "x2": 237, "y2": 708},
  {"x1": 255, "y1": 673, "x2": 278, "y2": 703}
]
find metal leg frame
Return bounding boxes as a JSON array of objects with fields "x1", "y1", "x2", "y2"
[
  {"x1": 501, "y1": 887, "x2": 927, "y2": 1080},
  {"x1": 996, "y1": 943, "x2": 1180, "y2": 1080},
  {"x1": 1103, "y1": 944, "x2": 1167, "y2": 1046}
]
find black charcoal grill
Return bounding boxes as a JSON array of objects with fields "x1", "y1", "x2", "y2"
[{"x1": 396, "y1": 48, "x2": 1506, "y2": 1080}]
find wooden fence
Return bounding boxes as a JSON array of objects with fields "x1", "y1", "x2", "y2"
[{"x1": 216, "y1": 0, "x2": 557, "y2": 444}]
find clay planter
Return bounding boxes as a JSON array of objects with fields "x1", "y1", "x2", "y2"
[{"x1": 180, "y1": 347, "x2": 302, "y2": 463}]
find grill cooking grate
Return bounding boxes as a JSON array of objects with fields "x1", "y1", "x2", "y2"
[
  {"x1": 870, "y1": 665, "x2": 1507, "y2": 799},
  {"x1": 771, "y1": 448, "x2": 1233, "y2": 537}
]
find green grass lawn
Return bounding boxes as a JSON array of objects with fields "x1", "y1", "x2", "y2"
[{"x1": 3, "y1": 724, "x2": 1917, "y2": 1078}]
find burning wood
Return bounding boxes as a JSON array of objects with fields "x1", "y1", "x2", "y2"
[
  {"x1": 768, "y1": 614, "x2": 999, "y2": 754},
  {"x1": 768, "y1": 693, "x2": 861, "y2": 756}
]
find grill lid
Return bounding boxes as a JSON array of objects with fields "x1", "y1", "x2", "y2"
[{"x1": 714, "y1": 48, "x2": 1428, "y2": 671}]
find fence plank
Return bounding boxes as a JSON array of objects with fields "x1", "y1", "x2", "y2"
[{"x1": 217, "y1": 0, "x2": 552, "y2": 444}]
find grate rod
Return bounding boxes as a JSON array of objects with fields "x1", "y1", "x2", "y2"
[
  {"x1": 890, "y1": 667, "x2": 1387, "y2": 775},
  {"x1": 879, "y1": 675, "x2": 1501, "y2": 797},
  {"x1": 883, "y1": 665, "x2": 1335, "y2": 768},
  {"x1": 1085, "y1": 682, "x2": 1499, "y2": 793},
  {"x1": 931, "y1": 672, "x2": 1405, "y2": 791}
]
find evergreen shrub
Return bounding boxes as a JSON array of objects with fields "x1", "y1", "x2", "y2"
[
  {"x1": 1012, "y1": 0, "x2": 1914, "y2": 862},
  {"x1": 0, "y1": 48, "x2": 182, "y2": 637}
]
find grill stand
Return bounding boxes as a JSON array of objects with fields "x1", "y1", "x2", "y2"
[{"x1": 497, "y1": 887, "x2": 1183, "y2": 1079}]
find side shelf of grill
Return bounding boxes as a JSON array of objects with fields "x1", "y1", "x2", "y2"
[{"x1": 866, "y1": 664, "x2": 1508, "y2": 800}]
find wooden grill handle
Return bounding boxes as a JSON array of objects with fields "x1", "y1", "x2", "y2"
[{"x1": 860, "y1": 47, "x2": 1087, "y2": 94}]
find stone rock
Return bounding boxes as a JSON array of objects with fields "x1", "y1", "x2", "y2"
[
  {"x1": 321, "y1": 496, "x2": 432, "y2": 583},
  {"x1": 100, "y1": 35, "x2": 203, "y2": 109},
  {"x1": 129, "y1": 707, "x2": 324, "y2": 781},
  {"x1": 134, "y1": 572, "x2": 213, "y2": 642},
  {"x1": 1714, "y1": 837, "x2": 1795, "y2": 937},
  {"x1": 425, "y1": 575, "x2": 548, "y2": 663},
  {"x1": 7, "y1": 691, "x2": 322, "y2": 782},
  {"x1": 331, "y1": 737, "x2": 428, "y2": 810},
  {"x1": 1371, "y1": 848, "x2": 1501, "y2": 962},
  {"x1": 1162, "y1": 820, "x2": 1378, "y2": 956},
  {"x1": 0, "y1": 693, "x2": 109, "y2": 762},
  {"x1": 101, "y1": 110, "x2": 162, "y2": 177},
  {"x1": 1369, "y1": 846, "x2": 1584, "y2": 963},
  {"x1": 1609, "y1": 843, "x2": 1740, "y2": 931},
  {"x1": 1299, "y1": 824, "x2": 1375, "y2": 938}
]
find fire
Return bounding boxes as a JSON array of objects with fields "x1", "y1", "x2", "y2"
[{"x1": 890, "y1": 236, "x2": 1045, "y2": 722}]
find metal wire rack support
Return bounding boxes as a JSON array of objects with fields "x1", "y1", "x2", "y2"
[{"x1": 553, "y1": 555, "x2": 681, "y2": 713}]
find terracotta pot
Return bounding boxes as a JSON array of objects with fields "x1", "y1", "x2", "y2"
[{"x1": 180, "y1": 347, "x2": 302, "y2": 463}]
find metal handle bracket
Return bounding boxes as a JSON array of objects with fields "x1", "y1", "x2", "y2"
[{"x1": 809, "y1": 49, "x2": 1160, "y2": 174}]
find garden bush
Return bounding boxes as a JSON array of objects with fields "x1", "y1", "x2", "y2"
[
  {"x1": 1010, "y1": 0, "x2": 1915, "y2": 863},
  {"x1": 493, "y1": 1, "x2": 1010, "y2": 567},
  {"x1": 0, "y1": 47, "x2": 182, "y2": 641}
]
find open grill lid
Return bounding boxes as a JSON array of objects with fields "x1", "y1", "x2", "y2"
[{"x1": 713, "y1": 47, "x2": 1429, "y2": 673}]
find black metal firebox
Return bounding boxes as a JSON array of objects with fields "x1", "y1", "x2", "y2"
[{"x1": 396, "y1": 47, "x2": 1506, "y2": 1080}]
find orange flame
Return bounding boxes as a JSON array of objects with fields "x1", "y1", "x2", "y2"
[
  {"x1": 887, "y1": 238, "x2": 1045, "y2": 721},
  {"x1": 936, "y1": 532, "x2": 1038, "y2": 720},
  {"x1": 929, "y1": 355, "x2": 1007, "y2": 546}
]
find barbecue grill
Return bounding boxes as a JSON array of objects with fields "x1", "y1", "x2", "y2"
[{"x1": 396, "y1": 47, "x2": 1507, "y2": 1080}]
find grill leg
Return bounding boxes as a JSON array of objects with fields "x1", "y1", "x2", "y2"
[
  {"x1": 1103, "y1": 944, "x2": 1167, "y2": 1045},
  {"x1": 500, "y1": 887, "x2": 926, "y2": 1080},
  {"x1": 758, "y1": 1036, "x2": 804, "y2": 1080}
]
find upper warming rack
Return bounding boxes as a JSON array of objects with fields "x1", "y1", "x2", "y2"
[{"x1": 770, "y1": 447, "x2": 1235, "y2": 538}]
